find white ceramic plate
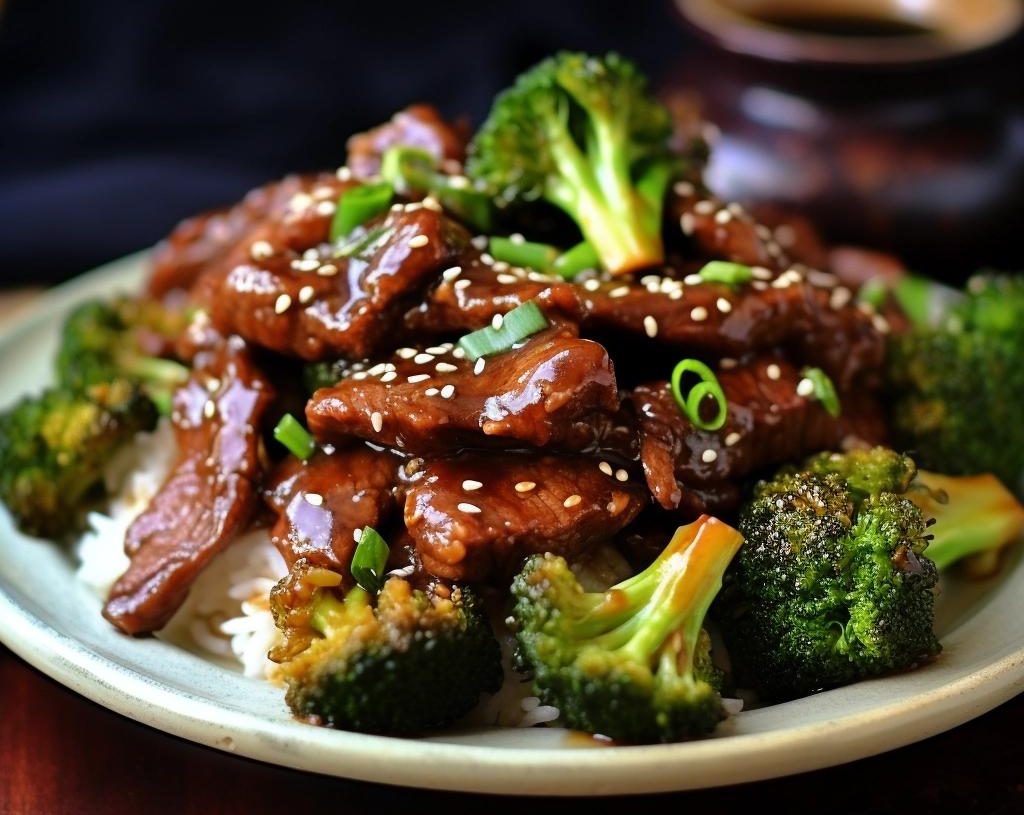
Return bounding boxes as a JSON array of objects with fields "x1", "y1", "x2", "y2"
[{"x1": 1, "y1": 254, "x2": 1023, "y2": 796}]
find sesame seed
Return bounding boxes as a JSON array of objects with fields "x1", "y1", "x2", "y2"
[
  {"x1": 669, "y1": 289, "x2": 683, "y2": 300},
  {"x1": 351, "y1": 371, "x2": 368, "y2": 380},
  {"x1": 317, "y1": 264, "x2": 338, "y2": 277},
  {"x1": 583, "y1": 279, "x2": 601, "y2": 291},
  {"x1": 425, "y1": 346, "x2": 448, "y2": 355},
  {"x1": 673, "y1": 180, "x2": 695, "y2": 197},
  {"x1": 205, "y1": 377, "x2": 221, "y2": 393},
  {"x1": 407, "y1": 374, "x2": 430, "y2": 383},
  {"x1": 380, "y1": 371, "x2": 397, "y2": 383},
  {"x1": 436, "y1": 362, "x2": 458, "y2": 373},
  {"x1": 599, "y1": 461, "x2": 613, "y2": 476},
  {"x1": 291, "y1": 258, "x2": 320, "y2": 272},
  {"x1": 493, "y1": 261, "x2": 510, "y2": 273},
  {"x1": 563, "y1": 494, "x2": 582, "y2": 508},
  {"x1": 684, "y1": 273, "x2": 703, "y2": 285},
  {"x1": 774, "y1": 224, "x2": 796, "y2": 247},
  {"x1": 702, "y1": 449, "x2": 719, "y2": 463},
  {"x1": 462, "y1": 480, "x2": 483, "y2": 491},
  {"x1": 643, "y1": 315, "x2": 659, "y2": 338},
  {"x1": 694, "y1": 200, "x2": 715, "y2": 215},
  {"x1": 274, "y1": 293, "x2": 292, "y2": 314},
  {"x1": 715, "y1": 209, "x2": 733, "y2": 225},
  {"x1": 515, "y1": 481, "x2": 536, "y2": 493},
  {"x1": 458, "y1": 502, "x2": 481, "y2": 514},
  {"x1": 725, "y1": 432, "x2": 741, "y2": 447},
  {"x1": 442, "y1": 266, "x2": 462, "y2": 281},
  {"x1": 727, "y1": 202, "x2": 745, "y2": 217},
  {"x1": 609, "y1": 286, "x2": 630, "y2": 298},
  {"x1": 315, "y1": 200, "x2": 336, "y2": 216},
  {"x1": 305, "y1": 493, "x2": 324, "y2": 506},
  {"x1": 716, "y1": 297, "x2": 732, "y2": 313},
  {"x1": 452, "y1": 347, "x2": 466, "y2": 359},
  {"x1": 751, "y1": 266, "x2": 774, "y2": 280},
  {"x1": 203, "y1": 400, "x2": 216, "y2": 419},
  {"x1": 298, "y1": 285, "x2": 315, "y2": 304},
  {"x1": 691, "y1": 306, "x2": 709, "y2": 321},
  {"x1": 370, "y1": 411, "x2": 383, "y2": 432},
  {"x1": 615, "y1": 469, "x2": 629, "y2": 482},
  {"x1": 497, "y1": 273, "x2": 518, "y2": 284},
  {"x1": 367, "y1": 363, "x2": 387, "y2": 376},
  {"x1": 425, "y1": 387, "x2": 439, "y2": 396},
  {"x1": 680, "y1": 213, "x2": 696, "y2": 235},
  {"x1": 755, "y1": 224, "x2": 772, "y2": 240},
  {"x1": 352, "y1": 527, "x2": 363, "y2": 543},
  {"x1": 480, "y1": 253, "x2": 495, "y2": 265},
  {"x1": 336, "y1": 166, "x2": 352, "y2": 181},
  {"x1": 449, "y1": 175, "x2": 470, "y2": 190},
  {"x1": 491, "y1": 313, "x2": 504, "y2": 330},
  {"x1": 766, "y1": 364, "x2": 782, "y2": 380},
  {"x1": 720, "y1": 357, "x2": 738, "y2": 369},
  {"x1": 797, "y1": 377, "x2": 815, "y2": 397},
  {"x1": 396, "y1": 347, "x2": 417, "y2": 359},
  {"x1": 872, "y1": 314, "x2": 891, "y2": 334},
  {"x1": 440, "y1": 384, "x2": 456, "y2": 399},
  {"x1": 421, "y1": 196, "x2": 442, "y2": 212},
  {"x1": 473, "y1": 358, "x2": 486, "y2": 375},
  {"x1": 471, "y1": 235, "x2": 488, "y2": 250},
  {"x1": 454, "y1": 279, "x2": 472, "y2": 291},
  {"x1": 414, "y1": 353, "x2": 435, "y2": 364},
  {"x1": 408, "y1": 234, "x2": 430, "y2": 248},
  {"x1": 250, "y1": 240, "x2": 273, "y2": 260}
]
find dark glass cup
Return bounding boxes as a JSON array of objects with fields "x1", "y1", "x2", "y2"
[{"x1": 669, "y1": 0, "x2": 1024, "y2": 279}]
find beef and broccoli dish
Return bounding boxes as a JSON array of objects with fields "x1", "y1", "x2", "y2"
[{"x1": 3, "y1": 52, "x2": 1023, "y2": 743}]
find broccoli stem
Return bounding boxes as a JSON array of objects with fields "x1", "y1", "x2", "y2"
[
  {"x1": 581, "y1": 517, "x2": 743, "y2": 671},
  {"x1": 542, "y1": 106, "x2": 662, "y2": 274},
  {"x1": 909, "y1": 471, "x2": 1024, "y2": 573}
]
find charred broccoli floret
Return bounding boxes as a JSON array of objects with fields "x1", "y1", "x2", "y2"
[
  {"x1": 908, "y1": 471, "x2": 1024, "y2": 578},
  {"x1": 887, "y1": 273, "x2": 1024, "y2": 494},
  {"x1": 271, "y1": 562, "x2": 502, "y2": 734},
  {"x1": 468, "y1": 52, "x2": 679, "y2": 275},
  {"x1": 57, "y1": 298, "x2": 188, "y2": 414},
  {"x1": 511, "y1": 515, "x2": 744, "y2": 743},
  {"x1": 0, "y1": 380, "x2": 157, "y2": 538},
  {"x1": 718, "y1": 448, "x2": 942, "y2": 701}
]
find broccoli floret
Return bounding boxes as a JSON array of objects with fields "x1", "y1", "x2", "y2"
[
  {"x1": 57, "y1": 298, "x2": 188, "y2": 414},
  {"x1": 511, "y1": 515, "x2": 744, "y2": 743},
  {"x1": 908, "y1": 470, "x2": 1024, "y2": 577},
  {"x1": 468, "y1": 52, "x2": 679, "y2": 275},
  {"x1": 887, "y1": 273, "x2": 1024, "y2": 494},
  {"x1": 271, "y1": 563, "x2": 503, "y2": 734},
  {"x1": 718, "y1": 447, "x2": 941, "y2": 701},
  {"x1": 0, "y1": 381, "x2": 158, "y2": 538}
]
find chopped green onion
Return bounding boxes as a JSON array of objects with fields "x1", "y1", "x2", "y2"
[
  {"x1": 801, "y1": 367, "x2": 841, "y2": 417},
  {"x1": 671, "y1": 359, "x2": 728, "y2": 432},
  {"x1": 857, "y1": 277, "x2": 888, "y2": 310},
  {"x1": 489, "y1": 236, "x2": 559, "y2": 273},
  {"x1": 335, "y1": 224, "x2": 391, "y2": 259},
  {"x1": 697, "y1": 260, "x2": 754, "y2": 287},
  {"x1": 381, "y1": 145, "x2": 493, "y2": 231},
  {"x1": 273, "y1": 413, "x2": 315, "y2": 460},
  {"x1": 553, "y1": 241, "x2": 600, "y2": 279},
  {"x1": 351, "y1": 526, "x2": 390, "y2": 593},
  {"x1": 458, "y1": 301, "x2": 549, "y2": 361},
  {"x1": 893, "y1": 274, "x2": 964, "y2": 329},
  {"x1": 330, "y1": 182, "x2": 394, "y2": 242}
]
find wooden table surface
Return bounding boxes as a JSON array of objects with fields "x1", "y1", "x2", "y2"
[{"x1": 1, "y1": 289, "x2": 1022, "y2": 814}]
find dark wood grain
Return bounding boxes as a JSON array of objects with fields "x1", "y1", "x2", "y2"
[{"x1": 0, "y1": 646, "x2": 1021, "y2": 815}]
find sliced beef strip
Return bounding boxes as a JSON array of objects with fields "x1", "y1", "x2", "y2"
[
  {"x1": 306, "y1": 326, "x2": 619, "y2": 455},
  {"x1": 207, "y1": 207, "x2": 469, "y2": 361},
  {"x1": 264, "y1": 447, "x2": 399, "y2": 573},
  {"x1": 632, "y1": 357, "x2": 888, "y2": 516},
  {"x1": 149, "y1": 172, "x2": 355, "y2": 299},
  {"x1": 580, "y1": 269, "x2": 885, "y2": 391},
  {"x1": 402, "y1": 451, "x2": 647, "y2": 582},
  {"x1": 404, "y1": 255, "x2": 583, "y2": 335},
  {"x1": 346, "y1": 104, "x2": 470, "y2": 180},
  {"x1": 103, "y1": 338, "x2": 275, "y2": 635}
]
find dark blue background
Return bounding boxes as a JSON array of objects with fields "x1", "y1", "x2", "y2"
[{"x1": 0, "y1": 0, "x2": 685, "y2": 284}]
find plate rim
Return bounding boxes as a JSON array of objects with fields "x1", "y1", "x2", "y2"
[{"x1": 1, "y1": 254, "x2": 1023, "y2": 796}]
